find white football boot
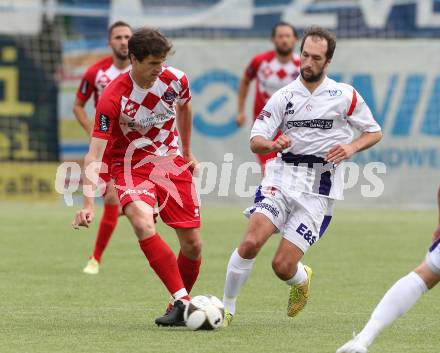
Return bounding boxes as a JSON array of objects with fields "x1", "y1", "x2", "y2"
[{"x1": 83, "y1": 257, "x2": 99, "y2": 275}]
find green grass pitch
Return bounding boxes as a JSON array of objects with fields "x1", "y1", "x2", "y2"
[{"x1": 0, "y1": 203, "x2": 438, "y2": 353}]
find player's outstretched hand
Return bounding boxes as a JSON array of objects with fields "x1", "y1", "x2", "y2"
[
  {"x1": 326, "y1": 144, "x2": 356, "y2": 163},
  {"x1": 72, "y1": 208, "x2": 94, "y2": 230},
  {"x1": 183, "y1": 151, "x2": 200, "y2": 177},
  {"x1": 271, "y1": 134, "x2": 292, "y2": 152},
  {"x1": 236, "y1": 112, "x2": 246, "y2": 127}
]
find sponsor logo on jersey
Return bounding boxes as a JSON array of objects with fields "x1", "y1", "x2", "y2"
[
  {"x1": 136, "y1": 112, "x2": 174, "y2": 128},
  {"x1": 328, "y1": 89, "x2": 342, "y2": 96},
  {"x1": 255, "y1": 201, "x2": 279, "y2": 217},
  {"x1": 120, "y1": 188, "x2": 155, "y2": 200},
  {"x1": 296, "y1": 223, "x2": 317, "y2": 246},
  {"x1": 99, "y1": 113, "x2": 110, "y2": 132},
  {"x1": 80, "y1": 79, "x2": 89, "y2": 95},
  {"x1": 162, "y1": 87, "x2": 178, "y2": 105},
  {"x1": 286, "y1": 119, "x2": 333, "y2": 130},
  {"x1": 257, "y1": 110, "x2": 271, "y2": 120},
  {"x1": 246, "y1": 66, "x2": 255, "y2": 77}
]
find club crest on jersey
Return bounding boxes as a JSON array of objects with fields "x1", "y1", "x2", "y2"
[
  {"x1": 162, "y1": 87, "x2": 178, "y2": 105},
  {"x1": 262, "y1": 66, "x2": 272, "y2": 78},
  {"x1": 97, "y1": 74, "x2": 111, "y2": 89},
  {"x1": 257, "y1": 110, "x2": 271, "y2": 120},
  {"x1": 123, "y1": 99, "x2": 140, "y2": 119},
  {"x1": 328, "y1": 89, "x2": 342, "y2": 97}
]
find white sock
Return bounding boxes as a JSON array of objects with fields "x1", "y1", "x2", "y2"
[
  {"x1": 285, "y1": 262, "x2": 307, "y2": 285},
  {"x1": 173, "y1": 288, "x2": 189, "y2": 301},
  {"x1": 223, "y1": 249, "x2": 255, "y2": 315},
  {"x1": 357, "y1": 271, "x2": 428, "y2": 346}
]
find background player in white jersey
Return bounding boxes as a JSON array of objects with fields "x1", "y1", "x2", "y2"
[
  {"x1": 336, "y1": 186, "x2": 440, "y2": 353},
  {"x1": 73, "y1": 21, "x2": 132, "y2": 274},
  {"x1": 236, "y1": 21, "x2": 300, "y2": 172},
  {"x1": 222, "y1": 26, "x2": 382, "y2": 326}
]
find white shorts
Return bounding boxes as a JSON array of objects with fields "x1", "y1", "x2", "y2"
[
  {"x1": 244, "y1": 185, "x2": 334, "y2": 253},
  {"x1": 426, "y1": 238, "x2": 440, "y2": 275}
]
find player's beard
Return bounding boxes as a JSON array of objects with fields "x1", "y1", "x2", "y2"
[
  {"x1": 114, "y1": 49, "x2": 129, "y2": 61},
  {"x1": 275, "y1": 46, "x2": 293, "y2": 56},
  {"x1": 300, "y1": 67, "x2": 324, "y2": 83}
]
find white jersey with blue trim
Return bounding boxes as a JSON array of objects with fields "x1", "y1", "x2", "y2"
[{"x1": 251, "y1": 75, "x2": 381, "y2": 200}]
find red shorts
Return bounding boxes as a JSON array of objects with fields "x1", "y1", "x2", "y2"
[{"x1": 112, "y1": 155, "x2": 200, "y2": 229}]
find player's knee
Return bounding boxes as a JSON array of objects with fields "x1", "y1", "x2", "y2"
[
  {"x1": 240, "y1": 236, "x2": 263, "y2": 258},
  {"x1": 271, "y1": 257, "x2": 295, "y2": 280},
  {"x1": 104, "y1": 192, "x2": 119, "y2": 205},
  {"x1": 130, "y1": 217, "x2": 156, "y2": 239},
  {"x1": 103, "y1": 184, "x2": 119, "y2": 205},
  {"x1": 182, "y1": 238, "x2": 202, "y2": 259}
]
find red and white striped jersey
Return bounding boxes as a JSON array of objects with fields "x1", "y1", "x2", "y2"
[
  {"x1": 245, "y1": 50, "x2": 300, "y2": 119},
  {"x1": 92, "y1": 66, "x2": 191, "y2": 163},
  {"x1": 76, "y1": 56, "x2": 131, "y2": 107}
]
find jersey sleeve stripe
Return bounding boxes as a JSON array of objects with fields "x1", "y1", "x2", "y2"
[{"x1": 347, "y1": 89, "x2": 357, "y2": 116}]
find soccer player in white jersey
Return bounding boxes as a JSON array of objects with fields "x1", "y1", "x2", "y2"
[
  {"x1": 222, "y1": 26, "x2": 382, "y2": 326},
  {"x1": 73, "y1": 28, "x2": 202, "y2": 326},
  {"x1": 336, "y1": 186, "x2": 440, "y2": 353},
  {"x1": 73, "y1": 21, "x2": 132, "y2": 275}
]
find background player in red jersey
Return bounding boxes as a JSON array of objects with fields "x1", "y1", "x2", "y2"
[
  {"x1": 73, "y1": 21, "x2": 132, "y2": 275},
  {"x1": 72, "y1": 28, "x2": 202, "y2": 326},
  {"x1": 236, "y1": 21, "x2": 300, "y2": 172}
]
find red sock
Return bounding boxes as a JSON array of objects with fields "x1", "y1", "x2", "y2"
[
  {"x1": 177, "y1": 251, "x2": 201, "y2": 294},
  {"x1": 139, "y1": 234, "x2": 189, "y2": 300},
  {"x1": 92, "y1": 204, "x2": 119, "y2": 262}
]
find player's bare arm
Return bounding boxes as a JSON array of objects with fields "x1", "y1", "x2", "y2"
[
  {"x1": 72, "y1": 137, "x2": 107, "y2": 229},
  {"x1": 176, "y1": 101, "x2": 199, "y2": 173},
  {"x1": 236, "y1": 76, "x2": 251, "y2": 127},
  {"x1": 250, "y1": 134, "x2": 292, "y2": 154},
  {"x1": 326, "y1": 131, "x2": 382, "y2": 163},
  {"x1": 73, "y1": 97, "x2": 92, "y2": 136}
]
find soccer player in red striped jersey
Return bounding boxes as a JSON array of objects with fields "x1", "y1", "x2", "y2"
[
  {"x1": 73, "y1": 28, "x2": 202, "y2": 326},
  {"x1": 236, "y1": 21, "x2": 300, "y2": 172},
  {"x1": 73, "y1": 21, "x2": 132, "y2": 275}
]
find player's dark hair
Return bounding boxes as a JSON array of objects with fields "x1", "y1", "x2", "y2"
[
  {"x1": 128, "y1": 27, "x2": 173, "y2": 61},
  {"x1": 300, "y1": 26, "x2": 337, "y2": 61},
  {"x1": 271, "y1": 21, "x2": 298, "y2": 39},
  {"x1": 108, "y1": 21, "x2": 132, "y2": 39}
]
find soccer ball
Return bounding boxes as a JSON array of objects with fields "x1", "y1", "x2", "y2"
[{"x1": 184, "y1": 295, "x2": 225, "y2": 330}]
